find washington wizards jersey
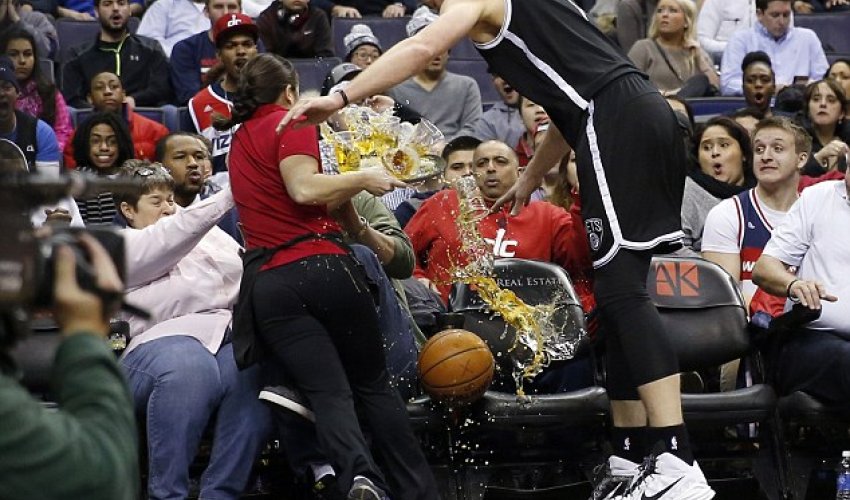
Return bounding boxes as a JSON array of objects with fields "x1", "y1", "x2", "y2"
[
  {"x1": 474, "y1": 0, "x2": 640, "y2": 145},
  {"x1": 734, "y1": 189, "x2": 786, "y2": 317}
]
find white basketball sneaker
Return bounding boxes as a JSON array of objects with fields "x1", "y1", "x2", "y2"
[
  {"x1": 616, "y1": 452, "x2": 715, "y2": 500},
  {"x1": 590, "y1": 455, "x2": 640, "y2": 500}
]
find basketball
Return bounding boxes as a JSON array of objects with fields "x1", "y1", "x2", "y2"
[{"x1": 418, "y1": 329, "x2": 495, "y2": 405}]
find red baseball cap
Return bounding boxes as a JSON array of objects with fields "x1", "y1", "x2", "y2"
[{"x1": 213, "y1": 13, "x2": 259, "y2": 48}]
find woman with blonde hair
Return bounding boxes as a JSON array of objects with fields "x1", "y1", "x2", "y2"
[{"x1": 628, "y1": 0, "x2": 719, "y2": 97}]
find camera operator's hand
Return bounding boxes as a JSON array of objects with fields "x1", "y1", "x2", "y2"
[{"x1": 53, "y1": 234, "x2": 123, "y2": 337}]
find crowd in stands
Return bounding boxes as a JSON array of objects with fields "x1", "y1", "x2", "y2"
[{"x1": 10, "y1": 0, "x2": 850, "y2": 497}]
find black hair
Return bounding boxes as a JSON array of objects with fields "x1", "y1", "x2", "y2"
[
  {"x1": 213, "y1": 53, "x2": 298, "y2": 130},
  {"x1": 0, "y1": 26, "x2": 57, "y2": 126},
  {"x1": 72, "y1": 111, "x2": 135, "y2": 171},
  {"x1": 741, "y1": 51, "x2": 772, "y2": 73},
  {"x1": 730, "y1": 106, "x2": 766, "y2": 121},
  {"x1": 756, "y1": 0, "x2": 791, "y2": 10},
  {"x1": 826, "y1": 58, "x2": 850, "y2": 79},
  {"x1": 697, "y1": 116, "x2": 755, "y2": 180},
  {"x1": 441, "y1": 135, "x2": 482, "y2": 161},
  {"x1": 155, "y1": 131, "x2": 202, "y2": 163}
]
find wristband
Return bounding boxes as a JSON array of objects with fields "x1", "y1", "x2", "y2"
[
  {"x1": 786, "y1": 279, "x2": 800, "y2": 300},
  {"x1": 334, "y1": 88, "x2": 350, "y2": 107}
]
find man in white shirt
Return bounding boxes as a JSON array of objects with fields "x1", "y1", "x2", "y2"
[
  {"x1": 136, "y1": 0, "x2": 210, "y2": 57},
  {"x1": 753, "y1": 150, "x2": 849, "y2": 405}
]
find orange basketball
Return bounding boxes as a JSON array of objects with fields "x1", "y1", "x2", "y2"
[{"x1": 418, "y1": 329, "x2": 495, "y2": 405}]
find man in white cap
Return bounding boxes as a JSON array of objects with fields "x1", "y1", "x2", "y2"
[{"x1": 385, "y1": 6, "x2": 481, "y2": 140}]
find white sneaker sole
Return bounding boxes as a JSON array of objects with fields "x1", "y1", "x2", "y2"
[{"x1": 258, "y1": 390, "x2": 316, "y2": 422}]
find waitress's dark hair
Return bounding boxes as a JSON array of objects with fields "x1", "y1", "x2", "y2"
[
  {"x1": 212, "y1": 53, "x2": 299, "y2": 130},
  {"x1": 0, "y1": 26, "x2": 57, "y2": 126}
]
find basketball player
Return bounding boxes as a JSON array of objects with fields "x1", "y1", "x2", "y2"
[{"x1": 278, "y1": 0, "x2": 714, "y2": 499}]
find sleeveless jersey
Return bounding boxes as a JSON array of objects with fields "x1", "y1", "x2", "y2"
[
  {"x1": 734, "y1": 189, "x2": 786, "y2": 317},
  {"x1": 189, "y1": 82, "x2": 238, "y2": 174},
  {"x1": 474, "y1": 0, "x2": 640, "y2": 145}
]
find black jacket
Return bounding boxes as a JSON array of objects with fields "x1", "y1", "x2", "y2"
[
  {"x1": 256, "y1": 5, "x2": 334, "y2": 59},
  {"x1": 61, "y1": 32, "x2": 172, "y2": 108}
]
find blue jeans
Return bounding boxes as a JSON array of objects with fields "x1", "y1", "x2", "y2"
[{"x1": 121, "y1": 336, "x2": 272, "y2": 500}]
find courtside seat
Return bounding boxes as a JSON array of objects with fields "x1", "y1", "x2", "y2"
[
  {"x1": 477, "y1": 387, "x2": 609, "y2": 428},
  {"x1": 649, "y1": 256, "x2": 788, "y2": 498}
]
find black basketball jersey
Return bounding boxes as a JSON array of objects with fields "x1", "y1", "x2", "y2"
[{"x1": 475, "y1": 0, "x2": 641, "y2": 145}]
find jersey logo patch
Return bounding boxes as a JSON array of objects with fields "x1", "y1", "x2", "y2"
[{"x1": 585, "y1": 218, "x2": 604, "y2": 252}]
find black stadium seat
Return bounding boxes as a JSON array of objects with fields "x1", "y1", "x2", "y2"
[
  {"x1": 291, "y1": 57, "x2": 342, "y2": 94},
  {"x1": 795, "y1": 12, "x2": 850, "y2": 54}
]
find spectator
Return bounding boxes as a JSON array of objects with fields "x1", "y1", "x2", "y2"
[
  {"x1": 697, "y1": 0, "x2": 759, "y2": 62},
  {"x1": 156, "y1": 131, "x2": 242, "y2": 242},
  {"x1": 0, "y1": 55, "x2": 59, "y2": 174},
  {"x1": 169, "y1": 0, "x2": 246, "y2": 106},
  {"x1": 703, "y1": 116, "x2": 807, "y2": 321},
  {"x1": 387, "y1": 6, "x2": 481, "y2": 139},
  {"x1": 343, "y1": 23, "x2": 382, "y2": 68},
  {"x1": 405, "y1": 140, "x2": 595, "y2": 311},
  {"x1": 752, "y1": 162, "x2": 848, "y2": 406},
  {"x1": 189, "y1": 12, "x2": 259, "y2": 173},
  {"x1": 615, "y1": 0, "x2": 657, "y2": 53},
  {"x1": 826, "y1": 58, "x2": 850, "y2": 119},
  {"x1": 469, "y1": 69, "x2": 524, "y2": 147},
  {"x1": 115, "y1": 162, "x2": 272, "y2": 500},
  {"x1": 681, "y1": 116, "x2": 756, "y2": 253},
  {"x1": 627, "y1": 0, "x2": 719, "y2": 97},
  {"x1": 136, "y1": 0, "x2": 210, "y2": 57},
  {"x1": 2, "y1": 27, "x2": 72, "y2": 150},
  {"x1": 393, "y1": 134, "x2": 480, "y2": 228},
  {"x1": 797, "y1": 79, "x2": 849, "y2": 177},
  {"x1": 320, "y1": 62, "x2": 421, "y2": 123},
  {"x1": 256, "y1": 0, "x2": 333, "y2": 59},
  {"x1": 720, "y1": 0, "x2": 828, "y2": 96},
  {"x1": 56, "y1": 0, "x2": 142, "y2": 20},
  {"x1": 0, "y1": 232, "x2": 138, "y2": 500},
  {"x1": 64, "y1": 71, "x2": 169, "y2": 167},
  {"x1": 514, "y1": 96, "x2": 549, "y2": 167},
  {"x1": 62, "y1": 0, "x2": 172, "y2": 108},
  {"x1": 218, "y1": 53, "x2": 437, "y2": 500},
  {"x1": 0, "y1": 0, "x2": 57, "y2": 59},
  {"x1": 790, "y1": 0, "x2": 849, "y2": 12},
  {"x1": 739, "y1": 51, "x2": 776, "y2": 117},
  {"x1": 315, "y1": 0, "x2": 415, "y2": 17},
  {"x1": 72, "y1": 112, "x2": 134, "y2": 224}
]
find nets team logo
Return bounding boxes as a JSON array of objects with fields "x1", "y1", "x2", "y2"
[{"x1": 585, "y1": 218, "x2": 603, "y2": 252}]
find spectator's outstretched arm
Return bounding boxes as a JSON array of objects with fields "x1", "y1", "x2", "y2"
[
  {"x1": 0, "y1": 236, "x2": 138, "y2": 500},
  {"x1": 349, "y1": 191, "x2": 415, "y2": 279},
  {"x1": 753, "y1": 254, "x2": 837, "y2": 309},
  {"x1": 720, "y1": 33, "x2": 746, "y2": 95}
]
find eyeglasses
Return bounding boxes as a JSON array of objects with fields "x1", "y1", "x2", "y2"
[{"x1": 132, "y1": 165, "x2": 168, "y2": 178}]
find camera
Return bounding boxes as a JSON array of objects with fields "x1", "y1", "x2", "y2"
[{"x1": 0, "y1": 138, "x2": 134, "y2": 353}]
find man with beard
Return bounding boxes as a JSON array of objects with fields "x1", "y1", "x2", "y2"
[
  {"x1": 61, "y1": 0, "x2": 172, "y2": 108},
  {"x1": 387, "y1": 6, "x2": 481, "y2": 139},
  {"x1": 63, "y1": 72, "x2": 169, "y2": 168},
  {"x1": 156, "y1": 131, "x2": 242, "y2": 242},
  {"x1": 469, "y1": 70, "x2": 524, "y2": 147},
  {"x1": 188, "y1": 12, "x2": 259, "y2": 174}
]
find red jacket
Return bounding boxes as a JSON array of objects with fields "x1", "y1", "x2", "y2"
[
  {"x1": 404, "y1": 189, "x2": 595, "y2": 314},
  {"x1": 64, "y1": 111, "x2": 169, "y2": 168}
]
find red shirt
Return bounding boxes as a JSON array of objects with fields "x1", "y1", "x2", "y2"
[
  {"x1": 228, "y1": 104, "x2": 345, "y2": 269},
  {"x1": 404, "y1": 190, "x2": 595, "y2": 314}
]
